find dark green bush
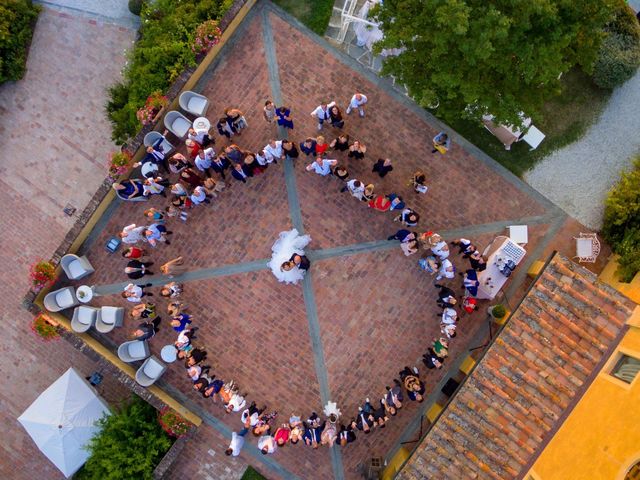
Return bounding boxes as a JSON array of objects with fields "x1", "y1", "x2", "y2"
[
  {"x1": 74, "y1": 396, "x2": 171, "y2": 480},
  {"x1": 128, "y1": 0, "x2": 143, "y2": 16},
  {"x1": 0, "y1": 0, "x2": 41, "y2": 84},
  {"x1": 592, "y1": 2, "x2": 640, "y2": 89},
  {"x1": 603, "y1": 157, "x2": 640, "y2": 282},
  {"x1": 107, "y1": 0, "x2": 230, "y2": 144}
]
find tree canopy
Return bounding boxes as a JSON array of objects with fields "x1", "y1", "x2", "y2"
[{"x1": 372, "y1": 0, "x2": 615, "y2": 126}]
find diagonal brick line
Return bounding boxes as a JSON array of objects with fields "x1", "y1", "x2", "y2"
[
  {"x1": 260, "y1": 6, "x2": 345, "y2": 479},
  {"x1": 92, "y1": 211, "x2": 558, "y2": 295}
]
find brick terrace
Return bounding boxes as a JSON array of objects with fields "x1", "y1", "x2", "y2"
[{"x1": 13, "y1": 2, "x2": 613, "y2": 480}]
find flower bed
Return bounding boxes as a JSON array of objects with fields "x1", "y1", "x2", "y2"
[{"x1": 106, "y1": 0, "x2": 232, "y2": 144}]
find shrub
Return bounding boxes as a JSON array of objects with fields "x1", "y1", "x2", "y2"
[
  {"x1": 128, "y1": 0, "x2": 143, "y2": 16},
  {"x1": 106, "y1": 0, "x2": 231, "y2": 144},
  {"x1": 490, "y1": 304, "x2": 506, "y2": 319},
  {"x1": 75, "y1": 396, "x2": 172, "y2": 480},
  {"x1": 603, "y1": 157, "x2": 640, "y2": 282},
  {"x1": 592, "y1": 2, "x2": 640, "y2": 89},
  {"x1": 0, "y1": 0, "x2": 41, "y2": 84},
  {"x1": 592, "y1": 33, "x2": 640, "y2": 89}
]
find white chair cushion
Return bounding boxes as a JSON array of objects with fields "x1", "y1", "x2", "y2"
[
  {"x1": 143, "y1": 360, "x2": 163, "y2": 378},
  {"x1": 77, "y1": 308, "x2": 94, "y2": 325},
  {"x1": 56, "y1": 290, "x2": 73, "y2": 307},
  {"x1": 173, "y1": 118, "x2": 191, "y2": 137},
  {"x1": 101, "y1": 307, "x2": 118, "y2": 324},
  {"x1": 188, "y1": 97, "x2": 206, "y2": 113},
  {"x1": 576, "y1": 238, "x2": 593, "y2": 257},
  {"x1": 68, "y1": 261, "x2": 85, "y2": 278},
  {"x1": 128, "y1": 342, "x2": 146, "y2": 358}
]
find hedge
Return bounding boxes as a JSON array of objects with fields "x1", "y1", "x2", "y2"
[
  {"x1": 0, "y1": 0, "x2": 41, "y2": 84},
  {"x1": 602, "y1": 157, "x2": 640, "y2": 282},
  {"x1": 106, "y1": 0, "x2": 233, "y2": 144}
]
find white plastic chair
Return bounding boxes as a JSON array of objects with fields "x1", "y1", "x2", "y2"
[
  {"x1": 95, "y1": 306, "x2": 125, "y2": 334},
  {"x1": 117, "y1": 340, "x2": 150, "y2": 363},
  {"x1": 179, "y1": 91, "x2": 209, "y2": 116},
  {"x1": 71, "y1": 306, "x2": 99, "y2": 333},
  {"x1": 44, "y1": 287, "x2": 79, "y2": 312},
  {"x1": 163, "y1": 111, "x2": 191, "y2": 138},
  {"x1": 135, "y1": 355, "x2": 167, "y2": 387},
  {"x1": 574, "y1": 232, "x2": 601, "y2": 263},
  {"x1": 143, "y1": 131, "x2": 174, "y2": 156},
  {"x1": 60, "y1": 254, "x2": 95, "y2": 280}
]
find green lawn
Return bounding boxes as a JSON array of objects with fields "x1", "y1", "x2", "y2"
[
  {"x1": 241, "y1": 466, "x2": 267, "y2": 480},
  {"x1": 444, "y1": 68, "x2": 612, "y2": 177},
  {"x1": 272, "y1": 0, "x2": 334, "y2": 35}
]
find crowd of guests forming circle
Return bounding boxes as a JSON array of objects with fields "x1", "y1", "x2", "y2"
[{"x1": 109, "y1": 91, "x2": 488, "y2": 457}]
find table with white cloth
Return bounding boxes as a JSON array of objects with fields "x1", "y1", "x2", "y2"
[
  {"x1": 192, "y1": 117, "x2": 211, "y2": 134},
  {"x1": 76, "y1": 285, "x2": 94, "y2": 303},
  {"x1": 476, "y1": 236, "x2": 526, "y2": 299}
]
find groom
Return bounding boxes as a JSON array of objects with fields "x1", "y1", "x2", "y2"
[{"x1": 281, "y1": 253, "x2": 311, "y2": 273}]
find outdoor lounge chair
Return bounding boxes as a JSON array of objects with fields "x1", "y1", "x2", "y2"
[
  {"x1": 115, "y1": 179, "x2": 148, "y2": 202},
  {"x1": 574, "y1": 232, "x2": 601, "y2": 263},
  {"x1": 178, "y1": 91, "x2": 209, "y2": 117},
  {"x1": 43, "y1": 287, "x2": 79, "y2": 312},
  {"x1": 70, "y1": 306, "x2": 99, "y2": 333},
  {"x1": 143, "y1": 131, "x2": 174, "y2": 156},
  {"x1": 163, "y1": 111, "x2": 191, "y2": 138},
  {"x1": 95, "y1": 306, "x2": 124, "y2": 334},
  {"x1": 135, "y1": 355, "x2": 167, "y2": 387},
  {"x1": 60, "y1": 254, "x2": 95, "y2": 281},
  {"x1": 117, "y1": 340, "x2": 150, "y2": 363}
]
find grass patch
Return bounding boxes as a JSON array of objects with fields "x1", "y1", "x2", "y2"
[
  {"x1": 272, "y1": 0, "x2": 333, "y2": 35},
  {"x1": 241, "y1": 466, "x2": 268, "y2": 480},
  {"x1": 444, "y1": 68, "x2": 612, "y2": 177}
]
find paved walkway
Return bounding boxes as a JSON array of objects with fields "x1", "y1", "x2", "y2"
[
  {"x1": 64, "y1": 4, "x2": 608, "y2": 480},
  {"x1": 525, "y1": 69, "x2": 640, "y2": 229},
  {"x1": 0, "y1": 5, "x2": 136, "y2": 480}
]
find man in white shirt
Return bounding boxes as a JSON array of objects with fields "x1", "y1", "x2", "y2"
[
  {"x1": 194, "y1": 147, "x2": 215, "y2": 176},
  {"x1": 310, "y1": 101, "x2": 336, "y2": 130},
  {"x1": 441, "y1": 307, "x2": 458, "y2": 325},
  {"x1": 306, "y1": 157, "x2": 337, "y2": 176},
  {"x1": 341, "y1": 179, "x2": 365, "y2": 200},
  {"x1": 436, "y1": 258, "x2": 455, "y2": 281},
  {"x1": 258, "y1": 435, "x2": 277, "y2": 455},
  {"x1": 225, "y1": 430, "x2": 247, "y2": 457},
  {"x1": 142, "y1": 176, "x2": 166, "y2": 197},
  {"x1": 190, "y1": 186, "x2": 210, "y2": 205},
  {"x1": 346, "y1": 93, "x2": 367, "y2": 117},
  {"x1": 121, "y1": 283, "x2": 152, "y2": 303},
  {"x1": 119, "y1": 224, "x2": 147, "y2": 244},
  {"x1": 225, "y1": 392, "x2": 247, "y2": 413},
  {"x1": 263, "y1": 139, "x2": 283, "y2": 164}
]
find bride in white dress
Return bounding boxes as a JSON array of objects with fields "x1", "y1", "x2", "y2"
[{"x1": 268, "y1": 229, "x2": 311, "y2": 285}]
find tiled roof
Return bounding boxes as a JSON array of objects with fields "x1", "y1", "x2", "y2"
[{"x1": 397, "y1": 253, "x2": 637, "y2": 480}]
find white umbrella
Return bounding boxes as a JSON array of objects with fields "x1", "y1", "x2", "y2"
[{"x1": 18, "y1": 368, "x2": 111, "y2": 478}]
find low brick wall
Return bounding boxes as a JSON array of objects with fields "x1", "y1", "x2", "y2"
[{"x1": 153, "y1": 427, "x2": 198, "y2": 480}]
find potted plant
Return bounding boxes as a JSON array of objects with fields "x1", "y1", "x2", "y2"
[
  {"x1": 136, "y1": 91, "x2": 168, "y2": 126},
  {"x1": 192, "y1": 20, "x2": 222, "y2": 55},
  {"x1": 158, "y1": 406, "x2": 192, "y2": 438},
  {"x1": 31, "y1": 314, "x2": 60, "y2": 341},
  {"x1": 488, "y1": 304, "x2": 507, "y2": 320},
  {"x1": 107, "y1": 150, "x2": 133, "y2": 180},
  {"x1": 30, "y1": 260, "x2": 56, "y2": 291}
]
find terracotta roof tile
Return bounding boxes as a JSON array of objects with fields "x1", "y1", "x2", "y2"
[{"x1": 397, "y1": 254, "x2": 636, "y2": 480}]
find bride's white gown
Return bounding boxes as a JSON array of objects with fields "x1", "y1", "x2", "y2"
[{"x1": 268, "y1": 229, "x2": 311, "y2": 285}]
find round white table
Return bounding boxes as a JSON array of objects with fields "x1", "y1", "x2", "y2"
[
  {"x1": 161, "y1": 345, "x2": 177, "y2": 363},
  {"x1": 76, "y1": 285, "x2": 93, "y2": 303},
  {"x1": 193, "y1": 117, "x2": 211, "y2": 133}
]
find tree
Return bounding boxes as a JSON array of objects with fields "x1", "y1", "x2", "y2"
[
  {"x1": 0, "y1": 0, "x2": 41, "y2": 84},
  {"x1": 592, "y1": 1, "x2": 640, "y2": 89},
  {"x1": 75, "y1": 396, "x2": 171, "y2": 480},
  {"x1": 372, "y1": 0, "x2": 615, "y2": 127}
]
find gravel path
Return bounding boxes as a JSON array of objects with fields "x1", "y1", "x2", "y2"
[{"x1": 525, "y1": 69, "x2": 640, "y2": 230}]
